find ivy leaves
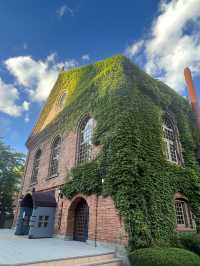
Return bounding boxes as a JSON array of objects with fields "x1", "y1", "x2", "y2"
[{"x1": 61, "y1": 56, "x2": 200, "y2": 249}]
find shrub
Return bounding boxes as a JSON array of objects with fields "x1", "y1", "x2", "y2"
[
  {"x1": 129, "y1": 247, "x2": 200, "y2": 266},
  {"x1": 177, "y1": 233, "x2": 200, "y2": 256}
]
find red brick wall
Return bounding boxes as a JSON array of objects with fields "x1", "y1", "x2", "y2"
[
  {"x1": 21, "y1": 131, "x2": 77, "y2": 195},
  {"x1": 21, "y1": 129, "x2": 101, "y2": 196},
  {"x1": 15, "y1": 121, "x2": 128, "y2": 245},
  {"x1": 55, "y1": 194, "x2": 128, "y2": 245}
]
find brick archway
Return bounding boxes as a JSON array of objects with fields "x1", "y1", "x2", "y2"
[{"x1": 66, "y1": 196, "x2": 89, "y2": 241}]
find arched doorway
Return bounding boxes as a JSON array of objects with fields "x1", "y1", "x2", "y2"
[
  {"x1": 15, "y1": 194, "x2": 33, "y2": 235},
  {"x1": 66, "y1": 197, "x2": 89, "y2": 242},
  {"x1": 74, "y1": 199, "x2": 89, "y2": 241}
]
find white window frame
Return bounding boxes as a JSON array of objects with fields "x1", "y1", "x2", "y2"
[
  {"x1": 49, "y1": 136, "x2": 61, "y2": 177},
  {"x1": 77, "y1": 117, "x2": 94, "y2": 165},
  {"x1": 175, "y1": 199, "x2": 195, "y2": 230},
  {"x1": 31, "y1": 149, "x2": 41, "y2": 184},
  {"x1": 162, "y1": 118, "x2": 179, "y2": 164}
]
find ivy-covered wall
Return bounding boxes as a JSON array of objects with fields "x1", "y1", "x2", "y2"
[{"x1": 32, "y1": 55, "x2": 200, "y2": 249}]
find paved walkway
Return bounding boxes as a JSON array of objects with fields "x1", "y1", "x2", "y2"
[{"x1": 0, "y1": 229, "x2": 114, "y2": 265}]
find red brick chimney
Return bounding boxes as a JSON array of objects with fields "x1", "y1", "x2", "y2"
[{"x1": 184, "y1": 67, "x2": 200, "y2": 133}]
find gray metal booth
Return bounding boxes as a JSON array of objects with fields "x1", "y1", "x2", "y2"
[{"x1": 15, "y1": 191, "x2": 57, "y2": 238}]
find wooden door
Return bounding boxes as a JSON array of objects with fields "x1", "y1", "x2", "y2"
[{"x1": 74, "y1": 200, "x2": 89, "y2": 242}]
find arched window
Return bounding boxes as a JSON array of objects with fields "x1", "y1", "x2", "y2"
[
  {"x1": 77, "y1": 116, "x2": 94, "y2": 164},
  {"x1": 49, "y1": 136, "x2": 61, "y2": 177},
  {"x1": 162, "y1": 115, "x2": 181, "y2": 164},
  {"x1": 57, "y1": 92, "x2": 67, "y2": 110},
  {"x1": 31, "y1": 149, "x2": 41, "y2": 183},
  {"x1": 175, "y1": 195, "x2": 195, "y2": 231}
]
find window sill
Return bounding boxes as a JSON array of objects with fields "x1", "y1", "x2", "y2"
[
  {"x1": 176, "y1": 226, "x2": 196, "y2": 232},
  {"x1": 46, "y1": 173, "x2": 59, "y2": 180},
  {"x1": 166, "y1": 159, "x2": 183, "y2": 167}
]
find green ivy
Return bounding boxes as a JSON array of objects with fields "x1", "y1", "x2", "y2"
[{"x1": 36, "y1": 55, "x2": 200, "y2": 249}]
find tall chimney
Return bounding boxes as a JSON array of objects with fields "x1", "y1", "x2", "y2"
[{"x1": 184, "y1": 67, "x2": 200, "y2": 133}]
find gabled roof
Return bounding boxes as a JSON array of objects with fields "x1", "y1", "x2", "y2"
[
  {"x1": 30, "y1": 55, "x2": 130, "y2": 136},
  {"x1": 29, "y1": 54, "x2": 189, "y2": 140}
]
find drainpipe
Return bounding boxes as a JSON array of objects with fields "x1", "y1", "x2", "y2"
[
  {"x1": 94, "y1": 195, "x2": 98, "y2": 248},
  {"x1": 184, "y1": 67, "x2": 200, "y2": 133}
]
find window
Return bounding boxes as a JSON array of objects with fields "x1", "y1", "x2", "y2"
[
  {"x1": 175, "y1": 201, "x2": 186, "y2": 226},
  {"x1": 77, "y1": 116, "x2": 94, "y2": 164},
  {"x1": 162, "y1": 116, "x2": 180, "y2": 164},
  {"x1": 38, "y1": 215, "x2": 49, "y2": 228},
  {"x1": 31, "y1": 149, "x2": 41, "y2": 184},
  {"x1": 57, "y1": 92, "x2": 67, "y2": 110},
  {"x1": 49, "y1": 136, "x2": 61, "y2": 177},
  {"x1": 175, "y1": 197, "x2": 195, "y2": 230}
]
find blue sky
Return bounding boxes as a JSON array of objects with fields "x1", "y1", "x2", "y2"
[{"x1": 0, "y1": 0, "x2": 200, "y2": 153}]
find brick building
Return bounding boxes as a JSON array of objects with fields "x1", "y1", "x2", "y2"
[{"x1": 14, "y1": 55, "x2": 200, "y2": 247}]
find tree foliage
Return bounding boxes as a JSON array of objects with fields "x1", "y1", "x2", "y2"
[{"x1": 0, "y1": 139, "x2": 25, "y2": 227}]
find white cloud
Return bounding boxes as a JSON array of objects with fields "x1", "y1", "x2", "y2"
[
  {"x1": 125, "y1": 0, "x2": 200, "y2": 92},
  {"x1": 125, "y1": 40, "x2": 144, "y2": 57},
  {"x1": 46, "y1": 53, "x2": 56, "y2": 62},
  {"x1": 56, "y1": 4, "x2": 74, "y2": 17},
  {"x1": 0, "y1": 53, "x2": 86, "y2": 117},
  {"x1": 22, "y1": 101, "x2": 30, "y2": 111},
  {"x1": 0, "y1": 78, "x2": 26, "y2": 116},
  {"x1": 5, "y1": 54, "x2": 78, "y2": 102},
  {"x1": 56, "y1": 59, "x2": 79, "y2": 70},
  {"x1": 24, "y1": 113, "x2": 30, "y2": 123},
  {"x1": 81, "y1": 54, "x2": 90, "y2": 61}
]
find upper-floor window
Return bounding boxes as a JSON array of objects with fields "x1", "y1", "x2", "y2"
[
  {"x1": 175, "y1": 194, "x2": 195, "y2": 231},
  {"x1": 162, "y1": 115, "x2": 181, "y2": 164},
  {"x1": 31, "y1": 149, "x2": 42, "y2": 184},
  {"x1": 57, "y1": 92, "x2": 67, "y2": 110},
  {"x1": 49, "y1": 136, "x2": 61, "y2": 177},
  {"x1": 77, "y1": 116, "x2": 94, "y2": 165}
]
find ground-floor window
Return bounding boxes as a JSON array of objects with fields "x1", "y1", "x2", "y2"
[{"x1": 175, "y1": 196, "x2": 196, "y2": 231}]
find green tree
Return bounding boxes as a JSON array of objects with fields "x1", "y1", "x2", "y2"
[{"x1": 0, "y1": 140, "x2": 25, "y2": 227}]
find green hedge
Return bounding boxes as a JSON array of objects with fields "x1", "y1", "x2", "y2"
[
  {"x1": 129, "y1": 248, "x2": 200, "y2": 266},
  {"x1": 177, "y1": 233, "x2": 200, "y2": 256}
]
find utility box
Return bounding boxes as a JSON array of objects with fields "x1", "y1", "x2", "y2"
[{"x1": 29, "y1": 207, "x2": 56, "y2": 238}]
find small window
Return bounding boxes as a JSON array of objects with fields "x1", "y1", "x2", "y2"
[
  {"x1": 77, "y1": 116, "x2": 94, "y2": 164},
  {"x1": 44, "y1": 222, "x2": 48, "y2": 227},
  {"x1": 49, "y1": 136, "x2": 61, "y2": 177},
  {"x1": 175, "y1": 201, "x2": 186, "y2": 225},
  {"x1": 37, "y1": 216, "x2": 49, "y2": 228},
  {"x1": 162, "y1": 116, "x2": 181, "y2": 164},
  {"x1": 57, "y1": 92, "x2": 67, "y2": 109},
  {"x1": 38, "y1": 222, "x2": 42, "y2": 227},
  {"x1": 175, "y1": 198, "x2": 195, "y2": 230},
  {"x1": 31, "y1": 149, "x2": 42, "y2": 184}
]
